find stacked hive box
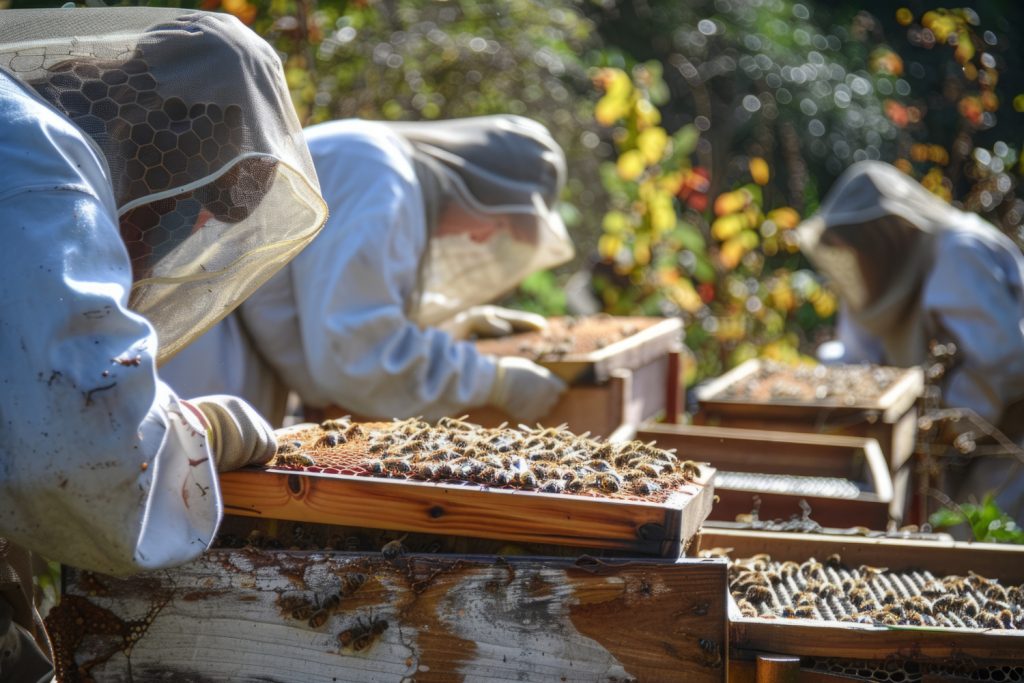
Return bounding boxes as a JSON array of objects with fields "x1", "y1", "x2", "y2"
[{"x1": 51, "y1": 418, "x2": 725, "y2": 682}]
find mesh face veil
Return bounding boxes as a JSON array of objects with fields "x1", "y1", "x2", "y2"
[
  {"x1": 384, "y1": 116, "x2": 575, "y2": 326},
  {"x1": 0, "y1": 8, "x2": 327, "y2": 363}
]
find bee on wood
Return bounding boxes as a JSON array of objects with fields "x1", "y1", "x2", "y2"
[
  {"x1": 632, "y1": 462, "x2": 663, "y2": 479},
  {"x1": 493, "y1": 469, "x2": 515, "y2": 486},
  {"x1": 679, "y1": 461, "x2": 702, "y2": 480},
  {"x1": 564, "y1": 478, "x2": 585, "y2": 493},
  {"x1": 274, "y1": 452, "x2": 316, "y2": 468},
  {"x1": 976, "y1": 611, "x2": 1002, "y2": 629},
  {"x1": 857, "y1": 564, "x2": 888, "y2": 580},
  {"x1": 872, "y1": 611, "x2": 899, "y2": 626},
  {"x1": 997, "y1": 609, "x2": 1017, "y2": 629},
  {"x1": 316, "y1": 431, "x2": 346, "y2": 448},
  {"x1": 338, "y1": 617, "x2": 389, "y2": 652},
  {"x1": 516, "y1": 470, "x2": 539, "y2": 489},
  {"x1": 779, "y1": 606, "x2": 797, "y2": 618},
  {"x1": 632, "y1": 479, "x2": 661, "y2": 496},
  {"x1": 381, "y1": 535, "x2": 407, "y2": 561},
  {"x1": 415, "y1": 462, "x2": 441, "y2": 480},
  {"x1": 290, "y1": 600, "x2": 317, "y2": 621},
  {"x1": 382, "y1": 457, "x2": 413, "y2": 474},
  {"x1": 824, "y1": 553, "x2": 843, "y2": 569},
  {"x1": 793, "y1": 605, "x2": 818, "y2": 619},
  {"x1": 541, "y1": 479, "x2": 566, "y2": 494},
  {"x1": 584, "y1": 459, "x2": 614, "y2": 473},
  {"x1": 362, "y1": 458, "x2": 387, "y2": 475},
  {"x1": 583, "y1": 472, "x2": 621, "y2": 494},
  {"x1": 744, "y1": 584, "x2": 774, "y2": 605},
  {"x1": 308, "y1": 591, "x2": 343, "y2": 628}
]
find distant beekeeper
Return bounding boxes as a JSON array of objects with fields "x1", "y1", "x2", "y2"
[
  {"x1": 164, "y1": 115, "x2": 574, "y2": 425},
  {"x1": 795, "y1": 160, "x2": 1024, "y2": 523},
  {"x1": 0, "y1": 8, "x2": 326, "y2": 679}
]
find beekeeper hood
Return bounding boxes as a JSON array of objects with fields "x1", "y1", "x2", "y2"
[
  {"x1": 0, "y1": 7, "x2": 327, "y2": 363},
  {"x1": 384, "y1": 115, "x2": 574, "y2": 326},
  {"x1": 795, "y1": 161, "x2": 980, "y2": 365}
]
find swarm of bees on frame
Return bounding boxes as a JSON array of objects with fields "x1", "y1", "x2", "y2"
[
  {"x1": 725, "y1": 552, "x2": 1024, "y2": 630},
  {"x1": 271, "y1": 415, "x2": 702, "y2": 499},
  {"x1": 475, "y1": 315, "x2": 644, "y2": 362},
  {"x1": 714, "y1": 361, "x2": 906, "y2": 405},
  {"x1": 277, "y1": 571, "x2": 368, "y2": 629}
]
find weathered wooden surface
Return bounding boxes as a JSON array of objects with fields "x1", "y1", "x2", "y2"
[
  {"x1": 51, "y1": 553, "x2": 729, "y2": 683},
  {"x1": 221, "y1": 460, "x2": 715, "y2": 558}
]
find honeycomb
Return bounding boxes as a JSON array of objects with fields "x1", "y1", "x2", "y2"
[
  {"x1": 268, "y1": 416, "x2": 703, "y2": 504},
  {"x1": 722, "y1": 552, "x2": 1024, "y2": 630},
  {"x1": 714, "y1": 471, "x2": 864, "y2": 499},
  {"x1": 804, "y1": 656, "x2": 1024, "y2": 683},
  {"x1": 473, "y1": 315, "x2": 658, "y2": 362},
  {"x1": 711, "y1": 361, "x2": 906, "y2": 405},
  {"x1": 26, "y1": 56, "x2": 275, "y2": 280}
]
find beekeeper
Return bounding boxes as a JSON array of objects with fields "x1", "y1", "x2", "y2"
[
  {"x1": 796, "y1": 160, "x2": 1024, "y2": 522},
  {"x1": 0, "y1": 8, "x2": 326, "y2": 679},
  {"x1": 165, "y1": 116, "x2": 574, "y2": 425}
]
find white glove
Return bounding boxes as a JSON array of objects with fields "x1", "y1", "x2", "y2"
[
  {"x1": 186, "y1": 395, "x2": 277, "y2": 472},
  {"x1": 487, "y1": 357, "x2": 567, "y2": 422},
  {"x1": 447, "y1": 305, "x2": 548, "y2": 339}
]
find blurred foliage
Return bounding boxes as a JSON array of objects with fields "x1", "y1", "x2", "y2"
[
  {"x1": 588, "y1": 64, "x2": 837, "y2": 383},
  {"x1": 929, "y1": 494, "x2": 1024, "y2": 544}
]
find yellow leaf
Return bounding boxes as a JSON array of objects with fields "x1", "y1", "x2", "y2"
[
  {"x1": 766, "y1": 206, "x2": 801, "y2": 229},
  {"x1": 895, "y1": 7, "x2": 913, "y2": 26},
  {"x1": 637, "y1": 127, "x2": 669, "y2": 164},
  {"x1": 616, "y1": 149, "x2": 646, "y2": 181},
  {"x1": 719, "y1": 236, "x2": 747, "y2": 269},
  {"x1": 650, "y1": 196, "x2": 677, "y2": 234},
  {"x1": 595, "y1": 94, "x2": 630, "y2": 127},
  {"x1": 713, "y1": 189, "x2": 751, "y2": 216},
  {"x1": 711, "y1": 213, "x2": 748, "y2": 241},
  {"x1": 634, "y1": 99, "x2": 662, "y2": 129},
  {"x1": 749, "y1": 157, "x2": 770, "y2": 185},
  {"x1": 598, "y1": 234, "x2": 622, "y2": 260},
  {"x1": 670, "y1": 280, "x2": 703, "y2": 313},
  {"x1": 955, "y1": 32, "x2": 975, "y2": 64},
  {"x1": 602, "y1": 210, "x2": 631, "y2": 235}
]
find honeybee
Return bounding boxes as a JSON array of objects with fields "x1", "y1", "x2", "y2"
[
  {"x1": 779, "y1": 606, "x2": 797, "y2": 618},
  {"x1": 679, "y1": 461, "x2": 702, "y2": 480},
  {"x1": 848, "y1": 587, "x2": 875, "y2": 609},
  {"x1": 816, "y1": 583, "x2": 840, "y2": 600},
  {"x1": 381, "y1": 536, "x2": 407, "y2": 561},
  {"x1": 493, "y1": 469, "x2": 515, "y2": 486},
  {"x1": 415, "y1": 462, "x2": 441, "y2": 480},
  {"x1": 438, "y1": 415, "x2": 473, "y2": 431},
  {"x1": 516, "y1": 471, "x2": 539, "y2": 489},
  {"x1": 276, "y1": 440, "x2": 302, "y2": 455},
  {"x1": 903, "y1": 595, "x2": 933, "y2": 615},
  {"x1": 382, "y1": 457, "x2": 413, "y2": 474},
  {"x1": 564, "y1": 478, "x2": 585, "y2": 493},
  {"x1": 736, "y1": 599, "x2": 758, "y2": 617},
  {"x1": 308, "y1": 592, "x2": 342, "y2": 628},
  {"x1": 744, "y1": 584, "x2": 774, "y2": 605},
  {"x1": 984, "y1": 583, "x2": 1009, "y2": 602},
  {"x1": 857, "y1": 564, "x2": 888, "y2": 580},
  {"x1": 632, "y1": 479, "x2": 661, "y2": 496},
  {"x1": 320, "y1": 418, "x2": 351, "y2": 432},
  {"x1": 317, "y1": 431, "x2": 346, "y2": 448},
  {"x1": 289, "y1": 600, "x2": 317, "y2": 621},
  {"x1": 824, "y1": 553, "x2": 843, "y2": 569},
  {"x1": 274, "y1": 452, "x2": 316, "y2": 468},
  {"x1": 872, "y1": 611, "x2": 899, "y2": 626},
  {"x1": 541, "y1": 479, "x2": 566, "y2": 494},
  {"x1": 584, "y1": 472, "x2": 621, "y2": 494},
  {"x1": 793, "y1": 605, "x2": 818, "y2": 619},
  {"x1": 338, "y1": 617, "x2": 389, "y2": 651}
]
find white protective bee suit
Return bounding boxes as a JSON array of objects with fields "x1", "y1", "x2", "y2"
[
  {"x1": 0, "y1": 9, "x2": 326, "y2": 679},
  {"x1": 796, "y1": 160, "x2": 1024, "y2": 523},
  {"x1": 165, "y1": 116, "x2": 575, "y2": 424}
]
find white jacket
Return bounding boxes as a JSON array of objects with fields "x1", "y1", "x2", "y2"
[
  {"x1": 832, "y1": 222, "x2": 1024, "y2": 428},
  {"x1": 0, "y1": 70, "x2": 220, "y2": 576},
  {"x1": 165, "y1": 120, "x2": 497, "y2": 423}
]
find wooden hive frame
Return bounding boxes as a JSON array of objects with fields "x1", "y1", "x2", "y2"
[
  {"x1": 220, "y1": 422, "x2": 716, "y2": 558},
  {"x1": 694, "y1": 359, "x2": 923, "y2": 469},
  {"x1": 51, "y1": 552, "x2": 730, "y2": 682},
  {"x1": 697, "y1": 527, "x2": 1024, "y2": 681},
  {"x1": 636, "y1": 423, "x2": 894, "y2": 531}
]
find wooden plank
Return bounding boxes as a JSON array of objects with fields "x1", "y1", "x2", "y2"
[
  {"x1": 50, "y1": 554, "x2": 729, "y2": 682},
  {"x1": 474, "y1": 316, "x2": 684, "y2": 384},
  {"x1": 697, "y1": 527, "x2": 1024, "y2": 584},
  {"x1": 731, "y1": 619, "x2": 1024, "y2": 665},
  {"x1": 637, "y1": 424, "x2": 893, "y2": 530},
  {"x1": 220, "y1": 463, "x2": 716, "y2": 557}
]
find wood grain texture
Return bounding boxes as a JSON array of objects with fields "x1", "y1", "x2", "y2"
[
  {"x1": 53, "y1": 554, "x2": 728, "y2": 683},
  {"x1": 220, "y1": 463, "x2": 716, "y2": 557}
]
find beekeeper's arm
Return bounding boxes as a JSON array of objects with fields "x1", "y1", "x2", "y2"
[
  {"x1": 925, "y1": 230, "x2": 1024, "y2": 426},
  {"x1": 818, "y1": 302, "x2": 886, "y2": 364},
  {"x1": 0, "y1": 76, "x2": 261, "y2": 576},
  {"x1": 241, "y1": 123, "x2": 562, "y2": 421}
]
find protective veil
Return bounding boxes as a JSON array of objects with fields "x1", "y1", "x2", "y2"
[
  {"x1": 796, "y1": 161, "x2": 1024, "y2": 521},
  {"x1": 384, "y1": 115, "x2": 574, "y2": 326},
  {"x1": 0, "y1": 7, "x2": 327, "y2": 363},
  {"x1": 164, "y1": 117, "x2": 573, "y2": 423}
]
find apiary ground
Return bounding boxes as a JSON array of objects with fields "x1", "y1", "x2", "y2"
[
  {"x1": 473, "y1": 315, "x2": 658, "y2": 361},
  {"x1": 722, "y1": 552, "x2": 1024, "y2": 630},
  {"x1": 269, "y1": 417, "x2": 704, "y2": 505},
  {"x1": 710, "y1": 361, "x2": 906, "y2": 405}
]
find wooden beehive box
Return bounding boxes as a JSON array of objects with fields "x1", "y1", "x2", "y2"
[
  {"x1": 49, "y1": 551, "x2": 730, "y2": 683},
  {"x1": 637, "y1": 423, "x2": 894, "y2": 531},
  {"x1": 466, "y1": 315, "x2": 685, "y2": 438},
  {"x1": 694, "y1": 359, "x2": 923, "y2": 472},
  {"x1": 221, "y1": 418, "x2": 715, "y2": 558},
  {"x1": 697, "y1": 527, "x2": 1024, "y2": 680}
]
